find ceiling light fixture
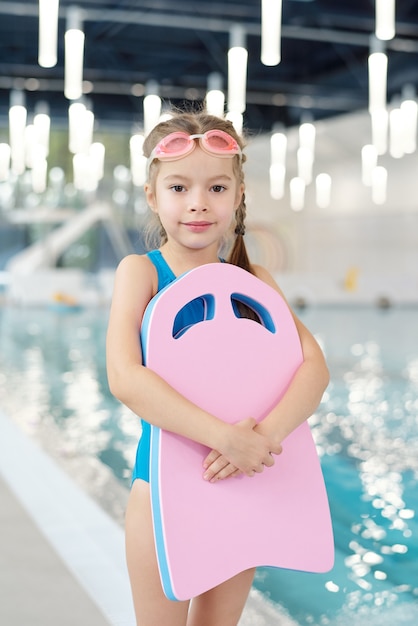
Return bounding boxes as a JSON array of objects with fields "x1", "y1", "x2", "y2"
[
  {"x1": 205, "y1": 73, "x2": 225, "y2": 118},
  {"x1": 368, "y1": 36, "x2": 388, "y2": 113},
  {"x1": 227, "y1": 25, "x2": 248, "y2": 115},
  {"x1": 289, "y1": 177, "x2": 305, "y2": 211},
  {"x1": 64, "y1": 6, "x2": 85, "y2": 100},
  {"x1": 270, "y1": 131, "x2": 287, "y2": 166},
  {"x1": 315, "y1": 173, "x2": 332, "y2": 209},
  {"x1": 269, "y1": 163, "x2": 286, "y2": 200},
  {"x1": 31, "y1": 155, "x2": 48, "y2": 194},
  {"x1": 143, "y1": 81, "x2": 162, "y2": 136},
  {"x1": 68, "y1": 101, "x2": 94, "y2": 154},
  {"x1": 90, "y1": 142, "x2": 105, "y2": 182},
  {"x1": 261, "y1": 0, "x2": 283, "y2": 66},
  {"x1": 375, "y1": 0, "x2": 396, "y2": 41},
  {"x1": 389, "y1": 107, "x2": 404, "y2": 159},
  {"x1": 400, "y1": 89, "x2": 418, "y2": 154},
  {"x1": 269, "y1": 130, "x2": 287, "y2": 200},
  {"x1": 361, "y1": 144, "x2": 378, "y2": 186},
  {"x1": 33, "y1": 103, "x2": 51, "y2": 158},
  {"x1": 38, "y1": 0, "x2": 60, "y2": 68},
  {"x1": 297, "y1": 121, "x2": 315, "y2": 185},
  {"x1": 226, "y1": 111, "x2": 243, "y2": 135},
  {"x1": 298, "y1": 122, "x2": 316, "y2": 153},
  {"x1": 297, "y1": 147, "x2": 314, "y2": 185},
  {"x1": 371, "y1": 165, "x2": 387, "y2": 204},
  {"x1": 9, "y1": 91, "x2": 27, "y2": 175}
]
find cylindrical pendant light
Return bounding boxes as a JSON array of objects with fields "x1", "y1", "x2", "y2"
[
  {"x1": 368, "y1": 37, "x2": 388, "y2": 113},
  {"x1": 270, "y1": 130, "x2": 287, "y2": 199},
  {"x1": 227, "y1": 25, "x2": 248, "y2": 114},
  {"x1": 69, "y1": 102, "x2": 94, "y2": 154},
  {"x1": 289, "y1": 177, "x2": 305, "y2": 211},
  {"x1": 24, "y1": 124, "x2": 37, "y2": 169},
  {"x1": 9, "y1": 91, "x2": 27, "y2": 175},
  {"x1": 64, "y1": 6, "x2": 85, "y2": 100},
  {"x1": 89, "y1": 142, "x2": 105, "y2": 181},
  {"x1": 38, "y1": 0, "x2": 60, "y2": 67},
  {"x1": 371, "y1": 165, "x2": 387, "y2": 204},
  {"x1": 34, "y1": 110, "x2": 51, "y2": 157},
  {"x1": 297, "y1": 147, "x2": 313, "y2": 185},
  {"x1": 143, "y1": 81, "x2": 162, "y2": 136},
  {"x1": 225, "y1": 111, "x2": 243, "y2": 135},
  {"x1": 299, "y1": 122, "x2": 316, "y2": 153},
  {"x1": 400, "y1": 98, "x2": 418, "y2": 154},
  {"x1": 261, "y1": 0, "x2": 283, "y2": 66},
  {"x1": 205, "y1": 73, "x2": 225, "y2": 118},
  {"x1": 315, "y1": 173, "x2": 332, "y2": 209},
  {"x1": 31, "y1": 156, "x2": 48, "y2": 194},
  {"x1": 270, "y1": 131, "x2": 287, "y2": 166},
  {"x1": 389, "y1": 107, "x2": 404, "y2": 159},
  {"x1": 375, "y1": 0, "x2": 396, "y2": 41},
  {"x1": 269, "y1": 163, "x2": 286, "y2": 200}
]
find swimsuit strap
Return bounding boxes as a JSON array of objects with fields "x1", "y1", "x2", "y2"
[{"x1": 147, "y1": 250, "x2": 176, "y2": 292}]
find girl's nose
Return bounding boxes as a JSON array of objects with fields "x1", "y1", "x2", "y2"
[{"x1": 188, "y1": 190, "x2": 208, "y2": 211}]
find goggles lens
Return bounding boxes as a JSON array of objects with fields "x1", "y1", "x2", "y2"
[
  {"x1": 148, "y1": 129, "x2": 241, "y2": 172},
  {"x1": 154, "y1": 132, "x2": 193, "y2": 158},
  {"x1": 200, "y1": 130, "x2": 241, "y2": 156}
]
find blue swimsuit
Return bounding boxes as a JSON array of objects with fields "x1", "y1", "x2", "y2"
[{"x1": 132, "y1": 249, "x2": 208, "y2": 483}]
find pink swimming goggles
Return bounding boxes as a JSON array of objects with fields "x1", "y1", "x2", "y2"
[{"x1": 147, "y1": 129, "x2": 242, "y2": 174}]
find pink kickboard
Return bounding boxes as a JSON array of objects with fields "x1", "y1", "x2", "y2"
[{"x1": 141, "y1": 263, "x2": 334, "y2": 601}]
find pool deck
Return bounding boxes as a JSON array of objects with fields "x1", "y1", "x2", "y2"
[
  {"x1": 0, "y1": 409, "x2": 135, "y2": 626},
  {"x1": 0, "y1": 409, "x2": 289, "y2": 626}
]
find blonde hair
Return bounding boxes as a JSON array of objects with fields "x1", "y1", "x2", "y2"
[{"x1": 142, "y1": 110, "x2": 254, "y2": 274}]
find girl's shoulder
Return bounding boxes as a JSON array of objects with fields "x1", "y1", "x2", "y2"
[
  {"x1": 114, "y1": 253, "x2": 158, "y2": 296},
  {"x1": 252, "y1": 263, "x2": 286, "y2": 300},
  {"x1": 116, "y1": 252, "x2": 154, "y2": 274},
  {"x1": 252, "y1": 263, "x2": 275, "y2": 286}
]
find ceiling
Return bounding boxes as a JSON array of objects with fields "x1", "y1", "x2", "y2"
[{"x1": 0, "y1": 0, "x2": 418, "y2": 134}]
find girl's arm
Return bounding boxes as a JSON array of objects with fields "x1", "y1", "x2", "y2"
[
  {"x1": 202, "y1": 264, "x2": 329, "y2": 481},
  {"x1": 253, "y1": 265, "x2": 329, "y2": 443},
  {"x1": 106, "y1": 255, "x2": 282, "y2": 477}
]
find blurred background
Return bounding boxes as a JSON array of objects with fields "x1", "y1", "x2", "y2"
[{"x1": 0, "y1": 0, "x2": 417, "y2": 302}]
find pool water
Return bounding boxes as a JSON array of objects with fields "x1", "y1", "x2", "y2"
[{"x1": 0, "y1": 304, "x2": 417, "y2": 625}]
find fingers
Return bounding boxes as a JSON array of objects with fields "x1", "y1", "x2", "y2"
[
  {"x1": 203, "y1": 456, "x2": 241, "y2": 482},
  {"x1": 262, "y1": 451, "x2": 275, "y2": 468},
  {"x1": 202, "y1": 448, "x2": 221, "y2": 469},
  {"x1": 203, "y1": 452, "x2": 276, "y2": 483}
]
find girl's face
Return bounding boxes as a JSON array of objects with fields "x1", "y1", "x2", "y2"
[{"x1": 145, "y1": 146, "x2": 244, "y2": 253}]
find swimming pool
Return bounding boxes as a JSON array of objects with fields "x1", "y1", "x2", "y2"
[{"x1": 0, "y1": 304, "x2": 417, "y2": 625}]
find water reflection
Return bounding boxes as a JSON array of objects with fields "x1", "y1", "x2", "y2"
[{"x1": 311, "y1": 328, "x2": 418, "y2": 618}]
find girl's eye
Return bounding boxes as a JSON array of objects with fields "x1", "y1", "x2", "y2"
[
  {"x1": 211, "y1": 185, "x2": 226, "y2": 193},
  {"x1": 170, "y1": 185, "x2": 186, "y2": 192}
]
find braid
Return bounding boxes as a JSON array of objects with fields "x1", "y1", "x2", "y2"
[
  {"x1": 227, "y1": 191, "x2": 254, "y2": 275},
  {"x1": 234, "y1": 202, "x2": 246, "y2": 237}
]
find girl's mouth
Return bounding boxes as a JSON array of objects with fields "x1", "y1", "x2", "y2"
[{"x1": 183, "y1": 221, "x2": 213, "y2": 232}]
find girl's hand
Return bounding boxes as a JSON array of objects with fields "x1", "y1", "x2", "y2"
[
  {"x1": 202, "y1": 452, "x2": 242, "y2": 482},
  {"x1": 202, "y1": 417, "x2": 282, "y2": 482}
]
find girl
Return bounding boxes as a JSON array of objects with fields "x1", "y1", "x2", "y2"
[{"x1": 106, "y1": 111, "x2": 329, "y2": 626}]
